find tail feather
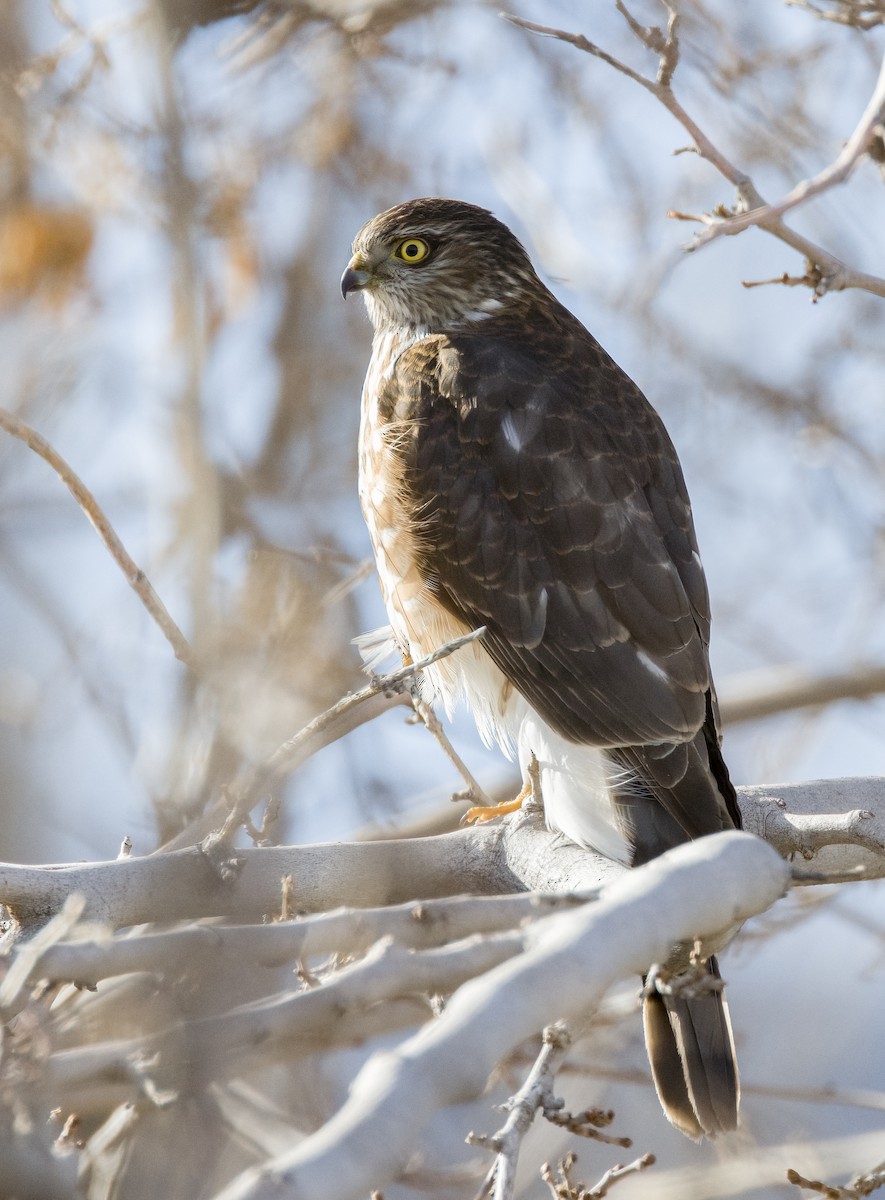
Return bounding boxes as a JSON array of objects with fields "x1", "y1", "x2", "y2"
[{"x1": 642, "y1": 956, "x2": 739, "y2": 1138}]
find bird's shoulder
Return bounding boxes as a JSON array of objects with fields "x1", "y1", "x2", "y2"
[{"x1": 381, "y1": 302, "x2": 682, "y2": 488}]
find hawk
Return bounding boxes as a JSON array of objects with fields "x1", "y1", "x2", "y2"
[{"x1": 342, "y1": 197, "x2": 742, "y2": 1138}]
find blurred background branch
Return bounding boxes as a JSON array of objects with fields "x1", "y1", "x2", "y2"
[{"x1": 1, "y1": 0, "x2": 885, "y2": 1196}]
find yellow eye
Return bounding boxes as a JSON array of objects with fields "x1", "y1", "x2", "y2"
[{"x1": 393, "y1": 238, "x2": 430, "y2": 264}]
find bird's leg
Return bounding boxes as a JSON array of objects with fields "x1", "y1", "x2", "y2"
[
  {"x1": 463, "y1": 753, "x2": 543, "y2": 825},
  {"x1": 526, "y1": 751, "x2": 544, "y2": 813}
]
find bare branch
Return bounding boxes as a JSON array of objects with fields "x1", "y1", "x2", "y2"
[
  {"x1": 187, "y1": 930, "x2": 526, "y2": 1080},
  {"x1": 411, "y1": 693, "x2": 493, "y2": 806},
  {"x1": 203, "y1": 627, "x2": 487, "y2": 850},
  {"x1": 24, "y1": 891, "x2": 586, "y2": 991},
  {"x1": 0, "y1": 826, "x2": 521, "y2": 930},
  {"x1": 4, "y1": 780, "x2": 883, "y2": 1193},
  {"x1": 3, "y1": 778, "x2": 885, "y2": 931},
  {"x1": 210, "y1": 833, "x2": 789, "y2": 1200},
  {"x1": 503, "y1": 11, "x2": 885, "y2": 300},
  {"x1": 468, "y1": 1022, "x2": 634, "y2": 1200},
  {"x1": 785, "y1": 1, "x2": 885, "y2": 34},
  {"x1": 719, "y1": 662, "x2": 885, "y2": 725},
  {"x1": 501, "y1": 14, "x2": 653, "y2": 93},
  {"x1": 741, "y1": 269, "x2": 824, "y2": 292},
  {"x1": 739, "y1": 780, "x2": 885, "y2": 876},
  {"x1": 787, "y1": 1157, "x2": 885, "y2": 1198},
  {"x1": 692, "y1": 45, "x2": 885, "y2": 249},
  {"x1": 542, "y1": 1150, "x2": 656, "y2": 1199},
  {"x1": 0, "y1": 407, "x2": 192, "y2": 663},
  {"x1": 586, "y1": 1153, "x2": 657, "y2": 1197}
]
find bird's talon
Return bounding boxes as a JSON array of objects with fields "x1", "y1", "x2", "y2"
[{"x1": 462, "y1": 784, "x2": 532, "y2": 825}]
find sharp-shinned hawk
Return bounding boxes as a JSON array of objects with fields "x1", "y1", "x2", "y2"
[{"x1": 342, "y1": 197, "x2": 742, "y2": 1139}]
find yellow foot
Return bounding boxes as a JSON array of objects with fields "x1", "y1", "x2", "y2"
[{"x1": 464, "y1": 781, "x2": 531, "y2": 825}]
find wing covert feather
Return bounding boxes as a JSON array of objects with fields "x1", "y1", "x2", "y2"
[{"x1": 384, "y1": 316, "x2": 712, "y2": 749}]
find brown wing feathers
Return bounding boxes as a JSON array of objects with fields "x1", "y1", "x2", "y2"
[{"x1": 387, "y1": 318, "x2": 716, "y2": 759}]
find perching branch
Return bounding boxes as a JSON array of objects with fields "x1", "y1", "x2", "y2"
[
  {"x1": 2, "y1": 781, "x2": 882, "y2": 1196},
  {"x1": 1, "y1": 778, "x2": 883, "y2": 931}
]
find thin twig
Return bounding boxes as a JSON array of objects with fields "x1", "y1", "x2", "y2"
[
  {"x1": 692, "y1": 43, "x2": 885, "y2": 249},
  {"x1": 586, "y1": 1153, "x2": 656, "y2": 1197},
  {"x1": 410, "y1": 694, "x2": 493, "y2": 807},
  {"x1": 467, "y1": 1023, "x2": 631, "y2": 1200},
  {"x1": 468, "y1": 1023, "x2": 573, "y2": 1200},
  {"x1": 787, "y1": 1158, "x2": 885, "y2": 1198},
  {"x1": 501, "y1": 10, "x2": 885, "y2": 300},
  {"x1": 542, "y1": 1149, "x2": 655, "y2": 1199},
  {"x1": 785, "y1": 0, "x2": 885, "y2": 30},
  {"x1": 204, "y1": 628, "x2": 487, "y2": 850},
  {"x1": 0, "y1": 407, "x2": 192, "y2": 663}
]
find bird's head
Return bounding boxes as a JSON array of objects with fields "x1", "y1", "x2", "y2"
[{"x1": 341, "y1": 198, "x2": 540, "y2": 333}]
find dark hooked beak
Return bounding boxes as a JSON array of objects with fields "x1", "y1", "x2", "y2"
[{"x1": 340, "y1": 266, "x2": 371, "y2": 298}]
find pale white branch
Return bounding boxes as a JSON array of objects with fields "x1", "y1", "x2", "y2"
[
  {"x1": 189, "y1": 929, "x2": 526, "y2": 1077},
  {"x1": 469, "y1": 1022, "x2": 575, "y2": 1200},
  {"x1": 47, "y1": 932, "x2": 529, "y2": 1109},
  {"x1": 24, "y1": 891, "x2": 584, "y2": 990},
  {"x1": 543, "y1": 1150, "x2": 656, "y2": 1199},
  {"x1": 0, "y1": 828, "x2": 523, "y2": 930},
  {"x1": 739, "y1": 779, "x2": 885, "y2": 878},
  {"x1": 468, "y1": 1022, "x2": 630, "y2": 1200},
  {"x1": 2, "y1": 779, "x2": 884, "y2": 932},
  {"x1": 211, "y1": 833, "x2": 789, "y2": 1200}
]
